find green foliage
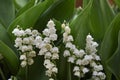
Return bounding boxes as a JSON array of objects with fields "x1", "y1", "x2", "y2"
[{"x1": 0, "y1": 0, "x2": 15, "y2": 28}]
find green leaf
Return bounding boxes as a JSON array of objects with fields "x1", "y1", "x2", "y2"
[
  {"x1": 35, "y1": 0, "x2": 75, "y2": 31},
  {"x1": 89, "y1": 0, "x2": 114, "y2": 42},
  {"x1": 114, "y1": 0, "x2": 120, "y2": 8},
  {"x1": 0, "y1": 23, "x2": 15, "y2": 50},
  {"x1": 0, "y1": 0, "x2": 15, "y2": 27},
  {"x1": 107, "y1": 31, "x2": 120, "y2": 80},
  {"x1": 14, "y1": 0, "x2": 29, "y2": 10},
  {"x1": 70, "y1": 0, "x2": 93, "y2": 49},
  {"x1": 0, "y1": 40, "x2": 19, "y2": 75},
  {"x1": 99, "y1": 13, "x2": 120, "y2": 80},
  {"x1": 8, "y1": 0, "x2": 55, "y2": 40},
  {"x1": 16, "y1": 0, "x2": 36, "y2": 17}
]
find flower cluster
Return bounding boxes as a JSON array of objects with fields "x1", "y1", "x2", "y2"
[
  {"x1": 36, "y1": 20, "x2": 59, "y2": 80},
  {"x1": 12, "y1": 19, "x2": 105, "y2": 80},
  {"x1": 62, "y1": 23, "x2": 106, "y2": 79},
  {"x1": 12, "y1": 20, "x2": 59, "y2": 80},
  {"x1": 12, "y1": 26, "x2": 37, "y2": 67}
]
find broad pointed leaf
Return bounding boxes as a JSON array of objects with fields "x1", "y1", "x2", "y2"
[{"x1": 0, "y1": 0, "x2": 15, "y2": 27}]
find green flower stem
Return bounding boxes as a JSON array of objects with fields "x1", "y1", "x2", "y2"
[
  {"x1": 25, "y1": 65, "x2": 29, "y2": 80},
  {"x1": 67, "y1": 63, "x2": 71, "y2": 80},
  {"x1": 0, "y1": 67, "x2": 6, "y2": 80}
]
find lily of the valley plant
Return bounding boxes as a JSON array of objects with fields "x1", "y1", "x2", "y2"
[{"x1": 0, "y1": 0, "x2": 120, "y2": 80}]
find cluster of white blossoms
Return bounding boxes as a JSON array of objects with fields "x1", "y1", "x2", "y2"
[
  {"x1": 12, "y1": 19, "x2": 105, "y2": 80},
  {"x1": 62, "y1": 23, "x2": 106, "y2": 80},
  {"x1": 12, "y1": 25, "x2": 38, "y2": 67},
  {"x1": 12, "y1": 20, "x2": 59, "y2": 80},
  {"x1": 36, "y1": 20, "x2": 59, "y2": 80}
]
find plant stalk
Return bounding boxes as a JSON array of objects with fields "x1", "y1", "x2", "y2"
[{"x1": 0, "y1": 67, "x2": 6, "y2": 80}]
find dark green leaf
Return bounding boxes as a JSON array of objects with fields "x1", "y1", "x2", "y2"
[
  {"x1": 0, "y1": 0, "x2": 15, "y2": 27},
  {"x1": 16, "y1": 0, "x2": 36, "y2": 17},
  {"x1": 8, "y1": 0, "x2": 55, "y2": 40},
  {"x1": 70, "y1": 0, "x2": 93, "y2": 49},
  {"x1": 89, "y1": 0, "x2": 114, "y2": 42},
  {"x1": 107, "y1": 31, "x2": 120, "y2": 80},
  {"x1": 35, "y1": 0, "x2": 75, "y2": 31},
  {"x1": 99, "y1": 13, "x2": 120, "y2": 80},
  {"x1": 0, "y1": 40, "x2": 19, "y2": 75},
  {"x1": 114, "y1": 0, "x2": 120, "y2": 8},
  {"x1": 14, "y1": 0, "x2": 29, "y2": 10},
  {"x1": 0, "y1": 23, "x2": 15, "y2": 50}
]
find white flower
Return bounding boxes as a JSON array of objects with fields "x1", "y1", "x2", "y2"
[
  {"x1": 92, "y1": 76, "x2": 100, "y2": 80},
  {"x1": 90, "y1": 61, "x2": 97, "y2": 67},
  {"x1": 45, "y1": 52, "x2": 52, "y2": 59},
  {"x1": 38, "y1": 48, "x2": 47, "y2": 55},
  {"x1": 94, "y1": 55, "x2": 101, "y2": 61},
  {"x1": 65, "y1": 42, "x2": 73, "y2": 48},
  {"x1": 28, "y1": 36, "x2": 34, "y2": 44},
  {"x1": 49, "y1": 78, "x2": 54, "y2": 80},
  {"x1": 20, "y1": 45, "x2": 29, "y2": 52},
  {"x1": 8, "y1": 78, "x2": 12, "y2": 80},
  {"x1": 43, "y1": 28, "x2": 50, "y2": 36},
  {"x1": 49, "y1": 28, "x2": 56, "y2": 34},
  {"x1": 14, "y1": 38, "x2": 22, "y2": 47},
  {"x1": 27, "y1": 45, "x2": 33, "y2": 51},
  {"x1": 52, "y1": 53, "x2": 59, "y2": 60},
  {"x1": 44, "y1": 37, "x2": 50, "y2": 43},
  {"x1": 34, "y1": 36, "x2": 42, "y2": 43},
  {"x1": 65, "y1": 26, "x2": 71, "y2": 34},
  {"x1": 45, "y1": 43, "x2": 52, "y2": 50},
  {"x1": 46, "y1": 70, "x2": 53, "y2": 77},
  {"x1": 76, "y1": 59, "x2": 82, "y2": 65},
  {"x1": 73, "y1": 49, "x2": 79, "y2": 56},
  {"x1": 92, "y1": 42, "x2": 98, "y2": 48},
  {"x1": 94, "y1": 65, "x2": 103, "y2": 71},
  {"x1": 74, "y1": 71, "x2": 80, "y2": 77},
  {"x1": 81, "y1": 58, "x2": 89, "y2": 65},
  {"x1": 51, "y1": 47, "x2": 59, "y2": 53},
  {"x1": 61, "y1": 23, "x2": 66, "y2": 29},
  {"x1": 93, "y1": 71, "x2": 98, "y2": 76},
  {"x1": 73, "y1": 66, "x2": 80, "y2": 72},
  {"x1": 67, "y1": 35, "x2": 73, "y2": 42},
  {"x1": 79, "y1": 49, "x2": 85, "y2": 58},
  {"x1": 28, "y1": 58, "x2": 34, "y2": 65},
  {"x1": 32, "y1": 30, "x2": 39, "y2": 36},
  {"x1": 23, "y1": 37, "x2": 30, "y2": 44},
  {"x1": 63, "y1": 50, "x2": 70, "y2": 57},
  {"x1": 19, "y1": 30, "x2": 26, "y2": 36},
  {"x1": 12, "y1": 28, "x2": 20, "y2": 36},
  {"x1": 28, "y1": 51, "x2": 36, "y2": 57},
  {"x1": 84, "y1": 55, "x2": 93, "y2": 61},
  {"x1": 20, "y1": 55, "x2": 26, "y2": 60},
  {"x1": 63, "y1": 32, "x2": 68, "y2": 42},
  {"x1": 97, "y1": 72, "x2": 106, "y2": 79},
  {"x1": 49, "y1": 34, "x2": 58, "y2": 41},
  {"x1": 15, "y1": 37, "x2": 22, "y2": 43},
  {"x1": 86, "y1": 34, "x2": 93, "y2": 42},
  {"x1": 25, "y1": 29, "x2": 32, "y2": 35},
  {"x1": 47, "y1": 20, "x2": 55, "y2": 28},
  {"x1": 44, "y1": 59, "x2": 51, "y2": 66},
  {"x1": 68, "y1": 56, "x2": 75, "y2": 63},
  {"x1": 82, "y1": 67, "x2": 89, "y2": 74},
  {"x1": 52, "y1": 67, "x2": 58, "y2": 73},
  {"x1": 21, "y1": 61, "x2": 27, "y2": 67}
]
